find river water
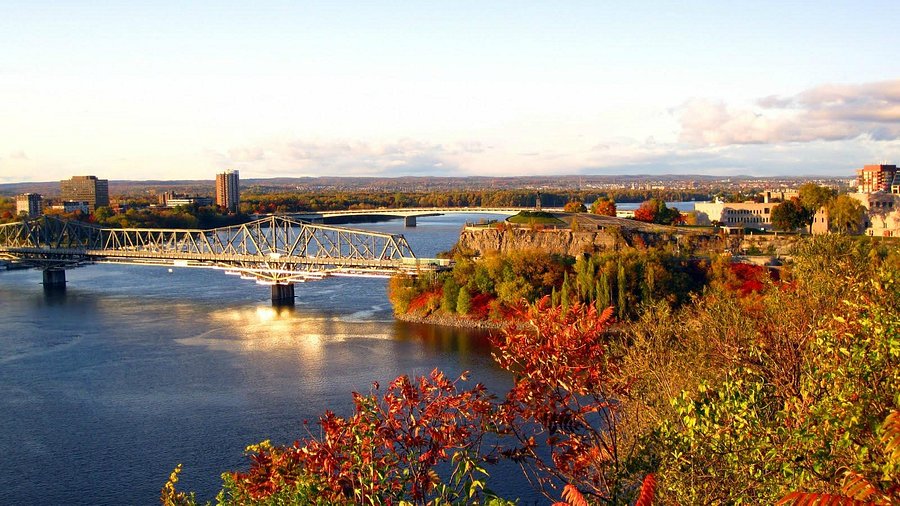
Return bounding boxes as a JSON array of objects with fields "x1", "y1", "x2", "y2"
[{"x1": 0, "y1": 214, "x2": 530, "y2": 505}]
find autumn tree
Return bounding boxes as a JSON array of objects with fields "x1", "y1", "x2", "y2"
[
  {"x1": 633, "y1": 199, "x2": 682, "y2": 225},
  {"x1": 563, "y1": 200, "x2": 587, "y2": 213},
  {"x1": 198, "y1": 371, "x2": 502, "y2": 505},
  {"x1": 649, "y1": 236, "x2": 900, "y2": 503},
  {"x1": 492, "y1": 298, "x2": 652, "y2": 504},
  {"x1": 590, "y1": 198, "x2": 617, "y2": 216}
]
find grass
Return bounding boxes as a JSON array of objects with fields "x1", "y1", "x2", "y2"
[{"x1": 507, "y1": 211, "x2": 567, "y2": 226}]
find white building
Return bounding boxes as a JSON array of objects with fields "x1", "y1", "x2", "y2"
[
  {"x1": 51, "y1": 201, "x2": 91, "y2": 213},
  {"x1": 694, "y1": 201, "x2": 775, "y2": 230},
  {"x1": 15, "y1": 193, "x2": 43, "y2": 217}
]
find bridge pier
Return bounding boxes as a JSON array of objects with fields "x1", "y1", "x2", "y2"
[
  {"x1": 42, "y1": 268, "x2": 67, "y2": 289},
  {"x1": 404, "y1": 216, "x2": 416, "y2": 227},
  {"x1": 271, "y1": 283, "x2": 295, "y2": 305}
]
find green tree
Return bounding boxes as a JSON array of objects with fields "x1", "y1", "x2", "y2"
[
  {"x1": 617, "y1": 261, "x2": 626, "y2": 319},
  {"x1": 828, "y1": 195, "x2": 865, "y2": 234},
  {"x1": 456, "y1": 288, "x2": 472, "y2": 315},
  {"x1": 441, "y1": 278, "x2": 459, "y2": 313},
  {"x1": 597, "y1": 269, "x2": 612, "y2": 310},
  {"x1": 770, "y1": 199, "x2": 808, "y2": 231},
  {"x1": 560, "y1": 272, "x2": 571, "y2": 311},
  {"x1": 797, "y1": 183, "x2": 835, "y2": 214}
]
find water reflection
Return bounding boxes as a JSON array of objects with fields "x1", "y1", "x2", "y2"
[{"x1": 393, "y1": 320, "x2": 497, "y2": 357}]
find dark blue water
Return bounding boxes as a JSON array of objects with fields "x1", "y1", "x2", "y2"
[{"x1": 0, "y1": 214, "x2": 537, "y2": 505}]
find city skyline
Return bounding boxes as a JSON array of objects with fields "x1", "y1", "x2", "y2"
[{"x1": 1, "y1": 1, "x2": 899, "y2": 183}]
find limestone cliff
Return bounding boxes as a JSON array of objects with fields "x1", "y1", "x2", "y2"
[{"x1": 455, "y1": 226, "x2": 694, "y2": 257}]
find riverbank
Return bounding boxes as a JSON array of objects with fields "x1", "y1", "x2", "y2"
[{"x1": 394, "y1": 311, "x2": 508, "y2": 330}]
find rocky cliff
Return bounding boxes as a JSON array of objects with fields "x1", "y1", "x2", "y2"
[{"x1": 455, "y1": 226, "x2": 698, "y2": 257}]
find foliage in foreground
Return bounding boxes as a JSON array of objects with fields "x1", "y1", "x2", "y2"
[
  {"x1": 640, "y1": 236, "x2": 900, "y2": 504},
  {"x1": 165, "y1": 235, "x2": 900, "y2": 505}
]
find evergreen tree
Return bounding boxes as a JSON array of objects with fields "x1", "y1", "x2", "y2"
[
  {"x1": 597, "y1": 270, "x2": 611, "y2": 310},
  {"x1": 617, "y1": 261, "x2": 627, "y2": 319},
  {"x1": 441, "y1": 278, "x2": 459, "y2": 313},
  {"x1": 455, "y1": 288, "x2": 471, "y2": 315},
  {"x1": 643, "y1": 261, "x2": 655, "y2": 303}
]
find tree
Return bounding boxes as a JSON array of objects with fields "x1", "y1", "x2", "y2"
[
  {"x1": 797, "y1": 183, "x2": 835, "y2": 214},
  {"x1": 441, "y1": 278, "x2": 459, "y2": 313},
  {"x1": 590, "y1": 198, "x2": 617, "y2": 216},
  {"x1": 828, "y1": 195, "x2": 865, "y2": 234},
  {"x1": 201, "y1": 371, "x2": 499, "y2": 505},
  {"x1": 633, "y1": 199, "x2": 682, "y2": 225},
  {"x1": 456, "y1": 288, "x2": 472, "y2": 315},
  {"x1": 563, "y1": 200, "x2": 587, "y2": 213},
  {"x1": 770, "y1": 199, "x2": 808, "y2": 231},
  {"x1": 492, "y1": 298, "x2": 645, "y2": 504},
  {"x1": 633, "y1": 202, "x2": 657, "y2": 223}
]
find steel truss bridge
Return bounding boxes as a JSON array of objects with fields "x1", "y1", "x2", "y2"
[{"x1": 0, "y1": 215, "x2": 447, "y2": 302}]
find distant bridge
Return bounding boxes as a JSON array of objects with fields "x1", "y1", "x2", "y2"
[
  {"x1": 256, "y1": 207, "x2": 563, "y2": 227},
  {"x1": 0, "y1": 215, "x2": 447, "y2": 303}
]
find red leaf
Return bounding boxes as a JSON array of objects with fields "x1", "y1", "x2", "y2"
[{"x1": 634, "y1": 473, "x2": 656, "y2": 506}]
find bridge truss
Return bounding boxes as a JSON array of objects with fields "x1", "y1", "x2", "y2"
[{"x1": 0, "y1": 216, "x2": 442, "y2": 288}]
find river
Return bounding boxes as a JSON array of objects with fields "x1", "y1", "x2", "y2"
[{"x1": 0, "y1": 214, "x2": 530, "y2": 505}]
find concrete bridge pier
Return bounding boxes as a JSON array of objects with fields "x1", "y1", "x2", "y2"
[
  {"x1": 271, "y1": 283, "x2": 295, "y2": 305},
  {"x1": 404, "y1": 216, "x2": 416, "y2": 227},
  {"x1": 42, "y1": 268, "x2": 67, "y2": 289}
]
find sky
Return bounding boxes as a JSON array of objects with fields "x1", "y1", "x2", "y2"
[{"x1": 1, "y1": 1, "x2": 899, "y2": 183}]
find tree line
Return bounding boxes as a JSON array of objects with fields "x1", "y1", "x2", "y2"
[{"x1": 237, "y1": 188, "x2": 711, "y2": 214}]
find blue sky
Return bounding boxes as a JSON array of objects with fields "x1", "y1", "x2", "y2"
[{"x1": 1, "y1": 1, "x2": 898, "y2": 182}]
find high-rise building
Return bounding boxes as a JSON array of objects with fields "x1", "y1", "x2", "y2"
[
  {"x1": 215, "y1": 169, "x2": 240, "y2": 213},
  {"x1": 15, "y1": 193, "x2": 43, "y2": 217},
  {"x1": 60, "y1": 175, "x2": 109, "y2": 212},
  {"x1": 857, "y1": 164, "x2": 898, "y2": 193}
]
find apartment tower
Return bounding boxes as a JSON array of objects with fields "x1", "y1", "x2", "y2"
[
  {"x1": 215, "y1": 169, "x2": 240, "y2": 213},
  {"x1": 15, "y1": 193, "x2": 43, "y2": 217},
  {"x1": 857, "y1": 164, "x2": 898, "y2": 193},
  {"x1": 60, "y1": 175, "x2": 109, "y2": 212}
]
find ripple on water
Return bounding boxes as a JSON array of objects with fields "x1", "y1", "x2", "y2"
[{"x1": 0, "y1": 334, "x2": 83, "y2": 365}]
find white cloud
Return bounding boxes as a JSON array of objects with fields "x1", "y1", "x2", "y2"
[
  {"x1": 678, "y1": 79, "x2": 900, "y2": 146},
  {"x1": 218, "y1": 139, "x2": 477, "y2": 177}
]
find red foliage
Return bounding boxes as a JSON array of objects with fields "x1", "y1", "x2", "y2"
[
  {"x1": 633, "y1": 204, "x2": 656, "y2": 223},
  {"x1": 635, "y1": 474, "x2": 656, "y2": 506},
  {"x1": 229, "y1": 370, "x2": 494, "y2": 503},
  {"x1": 591, "y1": 199, "x2": 617, "y2": 217},
  {"x1": 492, "y1": 297, "x2": 631, "y2": 500},
  {"x1": 555, "y1": 483, "x2": 589, "y2": 506},
  {"x1": 207, "y1": 298, "x2": 653, "y2": 504},
  {"x1": 726, "y1": 263, "x2": 770, "y2": 296},
  {"x1": 407, "y1": 289, "x2": 441, "y2": 314},
  {"x1": 468, "y1": 293, "x2": 496, "y2": 320}
]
